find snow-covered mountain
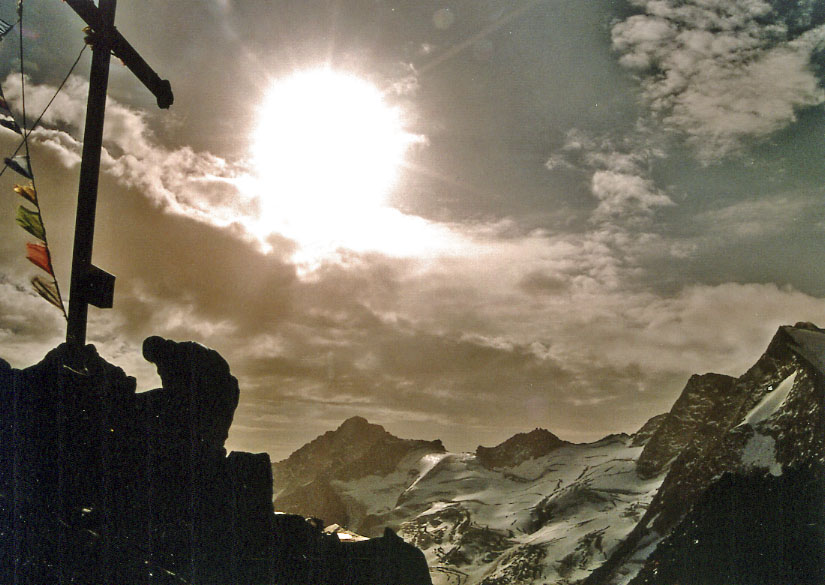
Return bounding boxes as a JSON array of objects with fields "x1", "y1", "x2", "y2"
[
  {"x1": 272, "y1": 415, "x2": 446, "y2": 533},
  {"x1": 588, "y1": 322, "x2": 825, "y2": 584},
  {"x1": 271, "y1": 323, "x2": 825, "y2": 585},
  {"x1": 272, "y1": 420, "x2": 667, "y2": 584}
]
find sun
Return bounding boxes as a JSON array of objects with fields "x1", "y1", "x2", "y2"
[{"x1": 249, "y1": 67, "x2": 416, "y2": 261}]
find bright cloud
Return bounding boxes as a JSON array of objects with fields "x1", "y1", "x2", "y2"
[
  {"x1": 3, "y1": 74, "x2": 256, "y2": 230},
  {"x1": 612, "y1": 0, "x2": 825, "y2": 160}
]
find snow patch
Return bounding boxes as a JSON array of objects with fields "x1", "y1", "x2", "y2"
[{"x1": 740, "y1": 371, "x2": 796, "y2": 427}]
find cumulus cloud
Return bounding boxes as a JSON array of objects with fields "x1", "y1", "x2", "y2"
[
  {"x1": 2, "y1": 74, "x2": 256, "y2": 231},
  {"x1": 590, "y1": 170, "x2": 673, "y2": 223},
  {"x1": 546, "y1": 129, "x2": 674, "y2": 232},
  {"x1": 612, "y1": 0, "x2": 825, "y2": 160}
]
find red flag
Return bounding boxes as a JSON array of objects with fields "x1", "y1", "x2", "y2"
[{"x1": 25, "y1": 242, "x2": 53, "y2": 275}]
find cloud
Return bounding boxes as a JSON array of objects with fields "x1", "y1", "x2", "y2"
[
  {"x1": 547, "y1": 129, "x2": 674, "y2": 226},
  {"x1": 0, "y1": 274, "x2": 66, "y2": 368},
  {"x1": 2, "y1": 74, "x2": 256, "y2": 232},
  {"x1": 612, "y1": 0, "x2": 825, "y2": 160},
  {"x1": 590, "y1": 170, "x2": 674, "y2": 223}
]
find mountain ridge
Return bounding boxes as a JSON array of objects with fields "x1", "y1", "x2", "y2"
[{"x1": 274, "y1": 323, "x2": 825, "y2": 584}]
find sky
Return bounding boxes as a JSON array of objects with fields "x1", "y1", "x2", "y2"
[{"x1": 1, "y1": 0, "x2": 824, "y2": 461}]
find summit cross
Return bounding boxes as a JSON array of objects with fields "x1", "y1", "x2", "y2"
[{"x1": 62, "y1": 0, "x2": 173, "y2": 350}]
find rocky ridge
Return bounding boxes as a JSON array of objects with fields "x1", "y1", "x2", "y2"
[
  {"x1": 274, "y1": 323, "x2": 825, "y2": 585},
  {"x1": 272, "y1": 416, "x2": 446, "y2": 529},
  {"x1": 587, "y1": 322, "x2": 825, "y2": 584},
  {"x1": 475, "y1": 427, "x2": 569, "y2": 469}
]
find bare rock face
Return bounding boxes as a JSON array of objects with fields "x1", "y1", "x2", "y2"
[
  {"x1": 271, "y1": 416, "x2": 445, "y2": 530},
  {"x1": 630, "y1": 413, "x2": 668, "y2": 447},
  {"x1": 629, "y1": 464, "x2": 825, "y2": 585},
  {"x1": 587, "y1": 323, "x2": 825, "y2": 585},
  {"x1": 635, "y1": 373, "x2": 737, "y2": 479},
  {"x1": 475, "y1": 428, "x2": 570, "y2": 469}
]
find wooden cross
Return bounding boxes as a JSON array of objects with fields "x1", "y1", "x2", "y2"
[{"x1": 62, "y1": 0, "x2": 173, "y2": 349}]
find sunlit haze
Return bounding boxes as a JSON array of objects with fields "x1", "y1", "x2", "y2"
[{"x1": 249, "y1": 68, "x2": 426, "y2": 264}]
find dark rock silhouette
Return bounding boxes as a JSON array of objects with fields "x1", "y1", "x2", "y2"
[
  {"x1": 475, "y1": 427, "x2": 569, "y2": 469},
  {"x1": 0, "y1": 339, "x2": 432, "y2": 585},
  {"x1": 140, "y1": 335, "x2": 239, "y2": 450},
  {"x1": 629, "y1": 464, "x2": 825, "y2": 585},
  {"x1": 271, "y1": 514, "x2": 432, "y2": 585},
  {"x1": 585, "y1": 323, "x2": 825, "y2": 585}
]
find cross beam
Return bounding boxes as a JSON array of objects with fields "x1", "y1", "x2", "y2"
[{"x1": 64, "y1": 0, "x2": 173, "y2": 350}]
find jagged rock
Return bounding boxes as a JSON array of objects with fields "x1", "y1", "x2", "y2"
[
  {"x1": 629, "y1": 464, "x2": 825, "y2": 585},
  {"x1": 635, "y1": 373, "x2": 737, "y2": 478},
  {"x1": 270, "y1": 514, "x2": 433, "y2": 584},
  {"x1": 272, "y1": 416, "x2": 445, "y2": 531},
  {"x1": 141, "y1": 335, "x2": 239, "y2": 450},
  {"x1": 475, "y1": 428, "x2": 569, "y2": 469},
  {"x1": 630, "y1": 414, "x2": 669, "y2": 447},
  {"x1": 586, "y1": 324, "x2": 825, "y2": 585}
]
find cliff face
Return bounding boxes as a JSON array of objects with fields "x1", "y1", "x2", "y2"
[
  {"x1": 630, "y1": 463, "x2": 825, "y2": 585},
  {"x1": 635, "y1": 373, "x2": 737, "y2": 479}
]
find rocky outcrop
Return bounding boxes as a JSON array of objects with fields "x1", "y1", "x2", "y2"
[
  {"x1": 586, "y1": 323, "x2": 825, "y2": 584},
  {"x1": 635, "y1": 373, "x2": 737, "y2": 478},
  {"x1": 629, "y1": 463, "x2": 825, "y2": 585},
  {"x1": 475, "y1": 428, "x2": 569, "y2": 469},
  {"x1": 271, "y1": 514, "x2": 433, "y2": 585},
  {"x1": 0, "y1": 339, "x2": 271, "y2": 585},
  {"x1": 630, "y1": 413, "x2": 668, "y2": 447},
  {"x1": 272, "y1": 416, "x2": 445, "y2": 529}
]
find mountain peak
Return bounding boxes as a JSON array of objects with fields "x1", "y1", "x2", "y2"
[
  {"x1": 338, "y1": 415, "x2": 379, "y2": 434},
  {"x1": 476, "y1": 427, "x2": 569, "y2": 469},
  {"x1": 271, "y1": 417, "x2": 445, "y2": 530},
  {"x1": 340, "y1": 415, "x2": 370, "y2": 427}
]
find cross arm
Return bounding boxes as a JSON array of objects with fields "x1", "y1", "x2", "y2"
[{"x1": 63, "y1": 0, "x2": 173, "y2": 109}]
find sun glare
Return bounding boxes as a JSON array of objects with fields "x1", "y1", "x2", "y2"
[{"x1": 249, "y1": 67, "x2": 421, "y2": 263}]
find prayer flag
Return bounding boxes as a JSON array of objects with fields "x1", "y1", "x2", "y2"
[
  {"x1": 25, "y1": 242, "x2": 52, "y2": 275},
  {"x1": 0, "y1": 18, "x2": 13, "y2": 41},
  {"x1": 31, "y1": 275, "x2": 63, "y2": 311},
  {"x1": 14, "y1": 183, "x2": 36, "y2": 204},
  {"x1": 5, "y1": 155, "x2": 31, "y2": 178},
  {"x1": 0, "y1": 85, "x2": 13, "y2": 115},
  {"x1": 0, "y1": 85, "x2": 20, "y2": 134},
  {"x1": 0, "y1": 119, "x2": 21, "y2": 134},
  {"x1": 16, "y1": 205, "x2": 45, "y2": 241}
]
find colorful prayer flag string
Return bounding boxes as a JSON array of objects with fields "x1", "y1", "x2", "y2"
[
  {"x1": 14, "y1": 183, "x2": 36, "y2": 204},
  {"x1": 1, "y1": 76, "x2": 67, "y2": 318},
  {"x1": 31, "y1": 275, "x2": 63, "y2": 311},
  {"x1": 10, "y1": 180, "x2": 67, "y2": 317},
  {"x1": 16, "y1": 204, "x2": 45, "y2": 240},
  {"x1": 0, "y1": 6, "x2": 67, "y2": 320}
]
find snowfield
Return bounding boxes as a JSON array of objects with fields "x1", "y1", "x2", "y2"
[{"x1": 330, "y1": 436, "x2": 664, "y2": 585}]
